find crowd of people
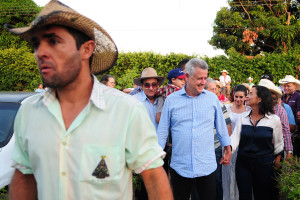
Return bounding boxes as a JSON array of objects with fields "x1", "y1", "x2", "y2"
[
  {"x1": 8, "y1": 0, "x2": 300, "y2": 200},
  {"x1": 99, "y1": 58, "x2": 299, "y2": 200}
]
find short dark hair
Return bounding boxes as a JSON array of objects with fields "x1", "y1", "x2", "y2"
[
  {"x1": 65, "y1": 26, "x2": 94, "y2": 68},
  {"x1": 100, "y1": 74, "x2": 115, "y2": 84},
  {"x1": 177, "y1": 58, "x2": 190, "y2": 70},
  {"x1": 253, "y1": 85, "x2": 274, "y2": 115}
]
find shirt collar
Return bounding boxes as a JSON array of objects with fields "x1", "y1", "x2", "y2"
[
  {"x1": 245, "y1": 110, "x2": 271, "y2": 119},
  {"x1": 31, "y1": 75, "x2": 106, "y2": 110},
  {"x1": 179, "y1": 85, "x2": 207, "y2": 96}
]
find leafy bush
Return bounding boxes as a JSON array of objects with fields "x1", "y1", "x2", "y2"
[
  {"x1": 1, "y1": 48, "x2": 299, "y2": 91},
  {"x1": 0, "y1": 47, "x2": 41, "y2": 91},
  {"x1": 277, "y1": 157, "x2": 300, "y2": 200}
]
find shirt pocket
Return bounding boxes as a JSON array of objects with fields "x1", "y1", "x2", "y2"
[{"x1": 80, "y1": 144, "x2": 123, "y2": 183}]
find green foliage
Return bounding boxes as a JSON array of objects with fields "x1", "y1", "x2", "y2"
[
  {"x1": 0, "y1": 0, "x2": 40, "y2": 49},
  {"x1": 277, "y1": 157, "x2": 300, "y2": 200},
  {"x1": 98, "y1": 52, "x2": 193, "y2": 90},
  {"x1": 0, "y1": 47, "x2": 41, "y2": 91},
  {"x1": 209, "y1": 0, "x2": 300, "y2": 55},
  {"x1": 0, "y1": 186, "x2": 8, "y2": 200},
  {"x1": 0, "y1": 50, "x2": 299, "y2": 91}
]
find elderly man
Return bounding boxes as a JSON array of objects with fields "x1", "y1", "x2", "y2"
[
  {"x1": 279, "y1": 75, "x2": 300, "y2": 157},
  {"x1": 6, "y1": 1, "x2": 172, "y2": 200},
  {"x1": 196, "y1": 78, "x2": 232, "y2": 200},
  {"x1": 157, "y1": 58, "x2": 232, "y2": 200},
  {"x1": 133, "y1": 67, "x2": 165, "y2": 130}
]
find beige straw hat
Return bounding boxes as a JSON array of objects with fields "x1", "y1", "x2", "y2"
[
  {"x1": 5, "y1": 0, "x2": 118, "y2": 75},
  {"x1": 247, "y1": 77, "x2": 253, "y2": 81},
  {"x1": 278, "y1": 75, "x2": 300, "y2": 91},
  {"x1": 221, "y1": 70, "x2": 229, "y2": 74},
  {"x1": 258, "y1": 79, "x2": 283, "y2": 97},
  {"x1": 134, "y1": 68, "x2": 165, "y2": 86}
]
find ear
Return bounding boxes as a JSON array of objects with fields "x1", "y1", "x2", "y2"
[
  {"x1": 80, "y1": 40, "x2": 95, "y2": 61},
  {"x1": 171, "y1": 78, "x2": 176, "y2": 83}
]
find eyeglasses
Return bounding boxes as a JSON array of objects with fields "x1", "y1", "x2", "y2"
[{"x1": 143, "y1": 82, "x2": 158, "y2": 89}]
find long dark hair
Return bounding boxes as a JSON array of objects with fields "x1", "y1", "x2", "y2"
[{"x1": 252, "y1": 85, "x2": 274, "y2": 115}]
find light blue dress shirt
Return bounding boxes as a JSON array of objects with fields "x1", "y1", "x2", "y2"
[
  {"x1": 283, "y1": 103, "x2": 296, "y2": 126},
  {"x1": 157, "y1": 87, "x2": 231, "y2": 178},
  {"x1": 133, "y1": 91, "x2": 159, "y2": 130}
]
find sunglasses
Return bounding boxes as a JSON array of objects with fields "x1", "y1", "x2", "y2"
[{"x1": 143, "y1": 82, "x2": 158, "y2": 89}]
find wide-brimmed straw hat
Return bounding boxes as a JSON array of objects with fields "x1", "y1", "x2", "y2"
[
  {"x1": 221, "y1": 70, "x2": 229, "y2": 74},
  {"x1": 279, "y1": 75, "x2": 300, "y2": 90},
  {"x1": 134, "y1": 68, "x2": 165, "y2": 86},
  {"x1": 258, "y1": 79, "x2": 283, "y2": 97},
  {"x1": 4, "y1": 0, "x2": 118, "y2": 75},
  {"x1": 247, "y1": 77, "x2": 253, "y2": 81}
]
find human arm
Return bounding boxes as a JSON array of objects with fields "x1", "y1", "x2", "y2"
[
  {"x1": 141, "y1": 166, "x2": 173, "y2": 200},
  {"x1": 220, "y1": 145, "x2": 232, "y2": 166},
  {"x1": 157, "y1": 99, "x2": 171, "y2": 148},
  {"x1": 9, "y1": 169, "x2": 37, "y2": 200},
  {"x1": 278, "y1": 107, "x2": 293, "y2": 157}
]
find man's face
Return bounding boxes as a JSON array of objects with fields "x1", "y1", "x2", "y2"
[
  {"x1": 32, "y1": 26, "x2": 82, "y2": 89},
  {"x1": 206, "y1": 82, "x2": 217, "y2": 95},
  {"x1": 172, "y1": 77, "x2": 185, "y2": 89},
  {"x1": 222, "y1": 72, "x2": 227, "y2": 76},
  {"x1": 283, "y1": 83, "x2": 296, "y2": 95},
  {"x1": 141, "y1": 78, "x2": 159, "y2": 99},
  {"x1": 186, "y1": 68, "x2": 208, "y2": 97}
]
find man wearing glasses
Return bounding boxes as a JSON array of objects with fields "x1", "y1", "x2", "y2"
[{"x1": 133, "y1": 68, "x2": 165, "y2": 130}]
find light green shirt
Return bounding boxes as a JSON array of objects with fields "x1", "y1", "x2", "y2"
[{"x1": 12, "y1": 76, "x2": 164, "y2": 200}]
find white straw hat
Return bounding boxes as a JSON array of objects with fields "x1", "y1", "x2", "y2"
[
  {"x1": 221, "y1": 70, "x2": 229, "y2": 74},
  {"x1": 279, "y1": 75, "x2": 300, "y2": 91},
  {"x1": 258, "y1": 79, "x2": 283, "y2": 96}
]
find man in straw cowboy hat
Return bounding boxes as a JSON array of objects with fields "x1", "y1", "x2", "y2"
[
  {"x1": 5, "y1": 1, "x2": 173, "y2": 199},
  {"x1": 258, "y1": 79, "x2": 293, "y2": 160},
  {"x1": 157, "y1": 58, "x2": 232, "y2": 199},
  {"x1": 219, "y1": 69, "x2": 231, "y2": 100},
  {"x1": 279, "y1": 75, "x2": 300, "y2": 157},
  {"x1": 133, "y1": 67, "x2": 165, "y2": 130}
]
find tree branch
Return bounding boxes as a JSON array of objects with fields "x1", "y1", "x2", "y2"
[{"x1": 238, "y1": 0, "x2": 255, "y2": 26}]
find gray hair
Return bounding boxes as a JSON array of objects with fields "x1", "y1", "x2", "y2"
[
  {"x1": 205, "y1": 78, "x2": 216, "y2": 89},
  {"x1": 185, "y1": 58, "x2": 209, "y2": 77}
]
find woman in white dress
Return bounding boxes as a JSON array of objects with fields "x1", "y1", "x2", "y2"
[{"x1": 223, "y1": 84, "x2": 250, "y2": 200}]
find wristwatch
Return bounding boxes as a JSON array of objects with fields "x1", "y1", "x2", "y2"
[{"x1": 287, "y1": 151, "x2": 293, "y2": 154}]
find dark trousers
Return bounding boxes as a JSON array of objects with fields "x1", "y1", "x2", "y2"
[
  {"x1": 170, "y1": 168, "x2": 216, "y2": 200},
  {"x1": 192, "y1": 147, "x2": 222, "y2": 200},
  {"x1": 236, "y1": 155, "x2": 274, "y2": 200}
]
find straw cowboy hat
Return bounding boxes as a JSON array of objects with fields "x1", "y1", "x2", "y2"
[
  {"x1": 221, "y1": 70, "x2": 229, "y2": 74},
  {"x1": 247, "y1": 77, "x2": 253, "y2": 81},
  {"x1": 4, "y1": 0, "x2": 117, "y2": 75},
  {"x1": 258, "y1": 79, "x2": 283, "y2": 97},
  {"x1": 134, "y1": 68, "x2": 165, "y2": 86},
  {"x1": 279, "y1": 75, "x2": 300, "y2": 91}
]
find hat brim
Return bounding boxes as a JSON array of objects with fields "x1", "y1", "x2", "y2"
[
  {"x1": 279, "y1": 79, "x2": 300, "y2": 91},
  {"x1": 134, "y1": 76, "x2": 165, "y2": 86},
  {"x1": 5, "y1": 0, "x2": 118, "y2": 75},
  {"x1": 176, "y1": 75, "x2": 186, "y2": 79}
]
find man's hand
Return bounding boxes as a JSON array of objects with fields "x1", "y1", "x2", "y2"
[
  {"x1": 285, "y1": 152, "x2": 293, "y2": 161},
  {"x1": 141, "y1": 166, "x2": 173, "y2": 200},
  {"x1": 220, "y1": 145, "x2": 232, "y2": 166},
  {"x1": 274, "y1": 155, "x2": 282, "y2": 169}
]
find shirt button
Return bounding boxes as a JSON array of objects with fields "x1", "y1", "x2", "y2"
[
  {"x1": 62, "y1": 141, "x2": 67, "y2": 146},
  {"x1": 61, "y1": 172, "x2": 66, "y2": 176}
]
